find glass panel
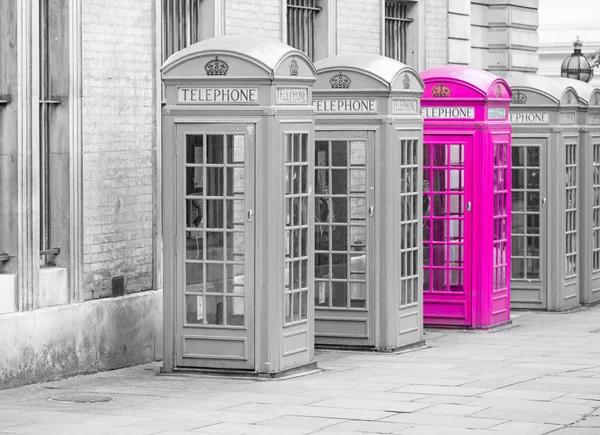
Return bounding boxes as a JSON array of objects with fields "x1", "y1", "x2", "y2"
[
  {"x1": 205, "y1": 232, "x2": 224, "y2": 261},
  {"x1": 332, "y1": 282, "x2": 348, "y2": 307},
  {"x1": 315, "y1": 281, "x2": 329, "y2": 306},
  {"x1": 186, "y1": 294, "x2": 204, "y2": 324},
  {"x1": 186, "y1": 199, "x2": 204, "y2": 229},
  {"x1": 316, "y1": 141, "x2": 329, "y2": 166},
  {"x1": 331, "y1": 141, "x2": 348, "y2": 166},
  {"x1": 186, "y1": 167, "x2": 204, "y2": 196},
  {"x1": 206, "y1": 199, "x2": 224, "y2": 228},
  {"x1": 205, "y1": 295, "x2": 224, "y2": 325},
  {"x1": 186, "y1": 231, "x2": 203, "y2": 260},
  {"x1": 292, "y1": 292, "x2": 300, "y2": 321},
  {"x1": 227, "y1": 135, "x2": 245, "y2": 164},
  {"x1": 350, "y1": 282, "x2": 366, "y2": 308},
  {"x1": 331, "y1": 169, "x2": 347, "y2": 194},
  {"x1": 185, "y1": 262, "x2": 204, "y2": 291},
  {"x1": 225, "y1": 265, "x2": 245, "y2": 293},
  {"x1": 350, "y1": 170, "x2": 366, "y2": 193},
  {"x1": 206, "y1": 135, "x2": 224, "y2": 164},
  {"x1": 526, "y1": 147, "x2": 539, "y2": 167},
  {"x1": 227, "y1": 167, "x2": 244, "y2": 197},
  {"x1": 331, "y1": 227, "x2": 348, "y2": 251},
  {"x1": 206, "y1": 263, "x2": 224, "y2": 292},
  {"x1": 226, "y1": 297, "x2": 244, "y2": 326},
  {"x1": 350, "y1": 141, "x2": 366, "y2": 166},
  {"x1": 186, "y1": 135, "x2": 204, "y2": 164},
  {"x1": 512, "y1": 147, "x2": 524, "y2": 167}
]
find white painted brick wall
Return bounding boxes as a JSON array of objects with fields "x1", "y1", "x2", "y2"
[
  {"x1": 426, "y1": 0, "x2": 448, "y2": 68},
  {"x1": 82, "y1": 0, "x2": 155, "y2": 300},
  {"x1": 337, "y1": 0, "x2": 381, "y2": 54},
  {"x1": 226, "y1": 0, "x2": 281, "y2": 39}
]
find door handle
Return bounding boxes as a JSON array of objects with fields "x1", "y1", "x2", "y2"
[
  {"x1": 247, "y1": 209, "x2": 253, "y2": 222},
  {"x1": 466, "y1": 202, "x2": 472, "y2": 212},
  {"x1": 542, "y1": 197, "x2": 547, "y2": 207},
  {"x1": 368, "y1": 206, "x2": 374, "y2": 217}
]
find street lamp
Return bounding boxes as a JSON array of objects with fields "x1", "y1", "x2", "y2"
[{"x1": 561, "y1": 36, "x2": 594, "y2": 83}]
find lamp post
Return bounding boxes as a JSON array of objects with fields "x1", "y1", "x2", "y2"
[{"x1": 561, "y1": 36, "x2": 594, "y2": 83}]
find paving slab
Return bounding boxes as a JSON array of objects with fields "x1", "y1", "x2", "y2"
[{"x1": 1, "y1": 306, "x2": 600, "y2": 434}]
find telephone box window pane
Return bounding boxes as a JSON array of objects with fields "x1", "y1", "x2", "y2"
[
  {"x1": 332, "y1": 141, "x2": 348, "y2": 166},
  {"x1": 186, "y1": 295, "x2": 204, "y2": 324},
  {"x1": 512, "y1": 146, "x2": 524, "y2": 167},
  {"x1": 226, "y1": 297, "x2": 244, "y2": 326},
  {"x1": 350, "y1": 282, "x2": 366, "y2": 308},
  {"x1": 186, "y1": 231, "x2": 204, "y2": 260},
  {"x1": 205, "y1": 295, "x2": 225, "y2": 325},
  {"x1": 315, "y1": 281, "x2": 329, "y2": 306},
  {"x1": 186, "y1": 167, "x2": 204, "y2": 196},
  {"x1": 187, "y1": 199, "x2": 204, "y2": 229},
  {"x1": 527, "y1": 147, "x2": 540, "y2": 167},
  {"x1": 206, "y1": 135, "x2": 224, "y2": 164},
  {"x1": 332, "y1": 281, "x2": 348, "y2": 307},
  {"x1": 350, "y1": 170, "x2": 366, "y2": 193},
  {"x1": 331, "y1": 227, "x2": 348, "y2": 251},
  {"x1": 185, "y1": 262, "x2": 204, "y2": 292},
  {"x1": 225, "y1": 265, "x2": 245, "y2": 293},
  {"x1": 206, "y1": 263, "x2": 224, "y2": 292},
  {"x1": 227, "y1": 135, "x2": 245, "y2": 164},
  {"x1": 316, "y1": 141, "x2": 329, "y2": 166},
  {"x1": 351, "y1": 141, "x2": 366, "y2": 166},
  {"x1": 331, "y1": 169, "x2": 347, "y2": 194},
  {"x1": 527, "y1": 259, "x2": 540, "y2": 279},
  {"x1": 186, "y1": 135, "x2": 204, "y2": 164},
  {"x1": 227, "y1": 168, "x2": 245, "y2": 197}
]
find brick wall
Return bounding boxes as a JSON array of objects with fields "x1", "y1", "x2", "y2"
[
  {"x1": 337, "y1": 0, "x2": 381, "y2": 55},
  {"x1": 425, "y1": 0, "x2": 448, "y2": 68},
  {"x1": 226, "y1": 0, "x2": 281, "y2": 39},
  {"x1": 81, "y1": 0, "x2": 156, "y2": 300}
]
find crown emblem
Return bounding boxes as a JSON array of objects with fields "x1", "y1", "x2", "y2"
[
  {"x1": 432, "y1": 84, "x2": 451, "y2": 98},
  {"x1": 512, "y1": 91, "x2": 527, "y2": 105},
  {"x1": 289, "y1": 59, "x2": 299, "y2": 76},
  {"x1": 566, "y1": 93, "x2": 573, "y2": 104},
  {"x1": 595, "y1": 95, "x2": 600, "y2": 106},
  {"x1": 403, "y1": 74, "x2": 410, "y2": 89},
  {"x1": 330, "y1": 72, "x2": 351, "y2": 89},
  {"x1": 204, "y1": 56, "x2": 229, "y2": 76},
  {"x1": 496, "y1": 85, "x2": 503, "y2": 98}
]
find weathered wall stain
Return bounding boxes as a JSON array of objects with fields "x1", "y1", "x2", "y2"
[{"x1": 0, "y1": 290, "x2": 162, "y2": 390}]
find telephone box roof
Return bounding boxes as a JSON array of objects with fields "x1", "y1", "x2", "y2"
[
  {"x1": 503, "y1": 72, "x2": 578, "y2": 104},
  {"x1": 314, "y1": 53, "x2": 423, "y2": 89},
  {"x1": 161, "y1": 35, "x2": 315, "y2": 75},
  {"x1": 420, "y1": 65, "x2": 511, "y2": 99}
]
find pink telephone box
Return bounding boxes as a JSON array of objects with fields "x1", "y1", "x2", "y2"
[{"x1": 419, "y1": 66, "x2": 512, "y2": 328}]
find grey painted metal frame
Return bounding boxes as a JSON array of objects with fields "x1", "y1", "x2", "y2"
[
  {"x1": 312, "y1": 53, "x2": 424, "y2": 350},
  {"x1": 161, "y1": 35, "x2": 317, "y2": 375},
  {"x1": 505, "y1": 73, "x2": 581, "y2": 311}
]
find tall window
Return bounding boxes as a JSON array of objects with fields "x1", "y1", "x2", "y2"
[
  {"x1": 287, "y1": 0, "x2": 321, "y2": 60},
  {"x1": 39, "y1": 0, "x2": 68, "y2": 265},
  {"x1": 385, "y1": 1, "x2": 413, "y2": 63},
  {"x1": 162, "y1": 0, "x2": 202, "y2": 62}
]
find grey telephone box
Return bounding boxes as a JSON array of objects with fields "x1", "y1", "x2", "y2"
[
  {"x1": 161, "y1": 35, "x2": 317, "y2": 375},
  {"x1": 505, "y1": 72, "x2": 581, "y2": 311},
  {"x1": 312, "y1": 54, "x2": 424, "y2": 350},
  {"x1": 561, "y1": 78, "x2": 600, "y2": 306}
]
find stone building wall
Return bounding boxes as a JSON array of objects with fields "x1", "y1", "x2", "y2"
[{"x1": 82, "y1": 0, "x2": 157, "y2": 300}]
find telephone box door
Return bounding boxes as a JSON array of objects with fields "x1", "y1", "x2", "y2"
[
  {"x1": 175, "y1": 123, "x2": 255, "y2": 370},
  {"x1": 423, "y1": 135, "x2": 473, "y2": 326},
  {"x1": 314, "y1": 131, "x2": 376, "y2": 346},
  {"x1": 510, "y1": 137, "x2": 547, "y2": 309}
]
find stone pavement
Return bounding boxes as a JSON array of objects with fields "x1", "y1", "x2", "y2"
[{"x1": 1, "y1": 307, "x2": 600, "y2": 435}]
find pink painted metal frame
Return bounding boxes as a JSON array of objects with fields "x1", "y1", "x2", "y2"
[{"x1": 420, "y1": 66, "x2": 512, "y2": 329}]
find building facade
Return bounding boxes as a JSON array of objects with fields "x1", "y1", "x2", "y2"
[
  {"x1": 0, "y1": 0, "x2": 538, "y2": 388},
  {"x1": 538, "y1": 0, "x2": 600, "y2": 87}
]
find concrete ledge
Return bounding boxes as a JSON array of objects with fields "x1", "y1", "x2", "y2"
[{"x1": 0, "y1": 289, "x2": 162, "y2": 390}]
